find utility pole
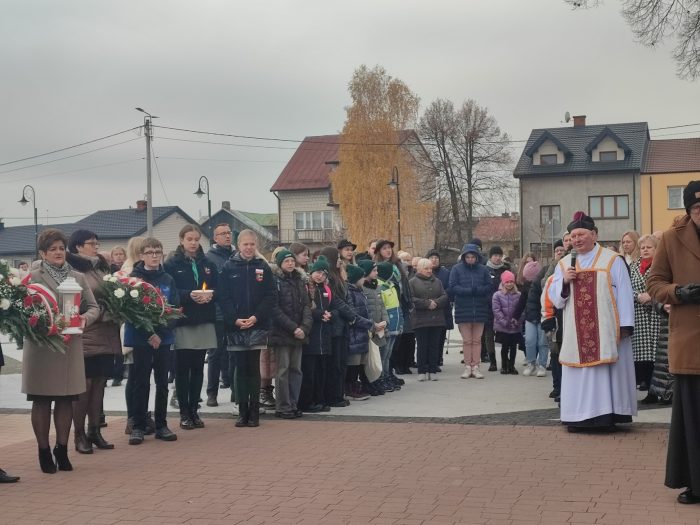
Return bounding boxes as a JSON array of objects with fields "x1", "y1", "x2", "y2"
[{"x1": 136, "y1": 107, "x2": 157, "y2": 236}]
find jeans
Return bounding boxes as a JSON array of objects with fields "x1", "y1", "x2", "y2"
[
  {"x1": 525, "y1": 321, "x2": 549, "y2": 368},
  {"x1": 380, "y1": 335, "x2": 396, "y2": 378},
  {"x1": 415, "y1": 326, "x2": 442, "y2": 374},
  {"x1": 458, "y1": 323, "x2": 484, "y2": 368},
  {"x1": 175, "y1": 348, "x2": 206, "y2": 417},
  {"x1": 274, "y1": 345, "x2": 303, "y2": 413},
  {"x1": 131, "y1": 345, "x2": 170, "y2": 431},
  {"x1": 299, "y1": 354, "x2": 326, "y2": 409},
  {"x1": 206, "y1": 322, "x2": 230, "y2": 395}
]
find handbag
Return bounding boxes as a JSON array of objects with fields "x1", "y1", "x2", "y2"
[{"x1": 364, "y1": 337, "x2": 382, "y2": 383}]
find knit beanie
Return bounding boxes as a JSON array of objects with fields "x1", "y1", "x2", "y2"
[
  {"x1": 377, "y1": 262, "x2": 394, "y2": 281},
  {"x1": 522, "y1": 261, "x2": 542, "y2": 283},
  {"x1": 309, "y1": 255, "x2": 330, "y2": 274},
  {"x1": 275, "y1": 249, "x2": 295, "y2": 267},
  {"x1": 357, "y1": 259, "x2": 376, "y2": 277},
  {"x1": 489, "y1": 246, "x2": 503, "y2": 257},
  {"x1": 346, "y1": 264, "x2": 365, "y2": 284},
  {"x1": 683, "y1": 180, "x2": 700, "y2": 213},
  {"x1": 500, "y1": 270, "x2": 515, "y2": 284}
]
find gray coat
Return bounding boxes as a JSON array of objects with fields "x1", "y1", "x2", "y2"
[
  {"x1": 409, "y1": 273, "x2": 448, "y2": 330},
  {"x1": 362, "y1": 280, "x2": 389, "y2": 347},
  {"x1": 21, "y1": 267, "x2": 100, "y2": 396}
]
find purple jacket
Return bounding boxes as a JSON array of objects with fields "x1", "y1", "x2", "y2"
[{"x1": 492, "y1": 290, "x2": 523, "y2": 334}]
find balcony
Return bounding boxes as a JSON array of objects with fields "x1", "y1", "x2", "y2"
[{"x1": 279, "y1": 229, "x2": 339, "y2": 245}]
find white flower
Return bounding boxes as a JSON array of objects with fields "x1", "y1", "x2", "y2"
[
  {"x1": 0, "y1": 274, "x2": 4, "y2": 281},
  {"x1": 0, "y1": 259, "x2": 6, "y2": 265},
  {"x1": 109, "y1": 276, "x2": 118, "y2": 283},
  {"x1": 0, "y1": 298, "x2": 10, "y2": 310},
  {"x1": 129, "y1": 289, "x2": 139, "y2": 298},
  {"x1": 9, "y1": 268, "x2": 19, "y2": 276},
  {"x1": 113, "y1": 288, "x2": 126, "y2": 299},
  {"x1": 9, "y1": 277, "x2": 21, "y2": 286},
  {"x1": 102, "y1": 274, "x2": 111, "y2": 281}
]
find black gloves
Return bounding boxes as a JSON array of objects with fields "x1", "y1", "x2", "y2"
[{"x1": 675, "y1": 284, "x2": 700, "y2": 304}]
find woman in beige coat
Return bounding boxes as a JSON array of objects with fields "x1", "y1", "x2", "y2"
[
  {"x1": 67, "y1": 229, "x2": 122, "y2": 454},
  {"x1": 21, "y1": 229, "x2": 100, "y2": 474}
]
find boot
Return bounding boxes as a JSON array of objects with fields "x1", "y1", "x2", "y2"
[
  {"x1": 53, "y1": 444, "x2": 73, "y2": 471},
  {"x1": 38, "y1": 447, "x2": 56, "y2": 474},
  {"x1": 248, "y1": 400, "x2": 260, "y2": 427},
  {"x1": 500, "y1": 350, "x2": 509, "y2": 375},
  {"x1": 74, "y1": 429, "x2": 94, "y2": 454},
  {"x1": 235, "y1": 401, "x2": 249, "y2": 427},
  {"x1": 488, "y1": 353, "x2": 498, "y2": 372},
  {"x1": 87, "y1": 426, "x2": 114, "y2": 450}
]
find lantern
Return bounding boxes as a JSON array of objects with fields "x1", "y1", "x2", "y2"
[{"x1": 57, "y1": 276, "x2": 83, "y2": 335}]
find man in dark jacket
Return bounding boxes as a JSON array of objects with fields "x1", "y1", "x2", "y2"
[
  {"x1": 125, "y1": 238, "x2": 180, "y2": 445},
  {"x1": 205, "y1": 223, "x2": 235, "y2": 406}
]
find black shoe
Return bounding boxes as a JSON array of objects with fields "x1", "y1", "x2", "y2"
[
  {"x1": 111, "y1": 379, "x2": 123, "y2": 387},
  {"x1": 38, "y1": 447, "x2": 56, "y2": 474},
  {"x1": 275, "y1": 411, "x2": 296, "y2": 419},
  {"x1": 320, "y1": 405, "x2": 331, "y2": 412},
  {"x1": 235, "y1": 402, "x2": 249, "y2": 427},
  {"x1": 53, "y1": 444, "x2": 72, "y2": 471},
  {"x1": 638, "y1": 381, "x2": 649, "y2": 391},
  {"x1": 219, "y1": 382, "x2": 230, "y2": 389},
  {"x1": 206, "y1": 394, "x2": 218, "y2": 407},
  {"x1": 500, "y1": 368, "x2": 508, "y2": 375},
  {"x1": 640, "y1": 393, "x2": 658, "y2": 405},
  {"x1": 191, "y1": 413, "x2": 205, "y2": 428},
  {"x1": 329, "y1": 400, "x2": 350, "y2": 407},
  {"x1": 508, "y1": 368, "x2": 519, "y2": 375},
  {"x1": 74, "y1": 432, "x2": 94, "y2": 454},
  {"x1": 488, "y1": 363, "x2": 498, "y2": 372},
  {"x1": 155, "y1": 426, "x2": 178, "y2": 441},
  {"x1": 145, "y1": 412, "x2": 156, "y2": 435},
  {"x1": 554, "y1": 397, "x2": 560, "y2": 403},
  {"x1": 303, "y1": 404, "x2": 324, "y2": 413},
  {"x1": 87, "y1": 426, "x2": 114, "y2": 450},
  {"x1": 549, "y1": 390, "x2": 559, "y2": 399},
  {"x1": 248, "y1": 401, "x2": 260, "y2": 427},
  {"x1": 0, "y1": 469, "x2": 20, "y2": 483},
  {"x1": 128, "y1": 429, "x2": 144, "y2": 445},
  {"x1": 179, "y1": 417, "x2": 195, "y2": 430},
  {"x1": 678, "y1": 489, "x2": 700, "y2": 504}
]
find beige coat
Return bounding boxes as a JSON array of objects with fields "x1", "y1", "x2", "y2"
[
  {"x1": 75, "y1": 261, "x2": 121, "y2": 358},
  {"x1": 647, "y1": 215, "x2": 700, "y2": 375},
  {"x1": 21, "y1": 267, "x2": 100, "y2": 396}
]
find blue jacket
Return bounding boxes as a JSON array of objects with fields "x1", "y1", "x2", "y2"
[
  {"x1": 345, "y1": 283, "x2": 375, "y2": 355},
  {"x1": 449, "y1": 245, "x2": 493, "y2": 324},
  {"x1": 123, "y1": 262, "x2": 179, "y2": 347}
]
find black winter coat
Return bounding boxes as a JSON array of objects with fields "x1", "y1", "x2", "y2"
[
  {"x1": 206, "y1": 244, "x2": 234, "y2": 271},
  {"x1": 513, "y1": 273, "x2": 544, "y2": 324},
  {"x1": 270, "y1": 268, "x2": 313, "y2": 347},
  {"x1": 164, "y1": 246, "x2": 217, "y2": 326},
  {"x1": 218, "y1": 253, "x2": 276, "y2": 335},
  {"x1": 305, "y1": 281, "x2": 334, "y2": 356}
]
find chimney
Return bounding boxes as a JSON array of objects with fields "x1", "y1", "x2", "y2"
[
  {"x1": 572, "y1": 115, "x2": 586, "y2": 127},
  {"x1": 222, "y1": 201, "x2": 231, "y2": 211},
  {"x1": 136, "y1": 200, "x2": 147, "y2": 211}
]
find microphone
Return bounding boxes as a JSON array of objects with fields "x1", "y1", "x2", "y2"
[{"x1": 570, "y1": 250, "x2": 577, "y2": 269}]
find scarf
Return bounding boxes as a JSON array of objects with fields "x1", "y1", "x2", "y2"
[
  {"x1": 486, "y1": 260, "x2": 505, "y2": 270},
  {"x1": 42, "y1": 261, "x2": 72, "y2": 284},
  {"x1": 640, "y1": 257, "x2": 652, "y2": 276}
]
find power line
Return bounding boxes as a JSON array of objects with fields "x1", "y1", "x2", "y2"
[
  {"x1": 149, "y1": 144, "x2": 170, "y2": 205},
  {"x1": 2, "y1": 212, "x2": 92, "y2": 221},
  {"x1": 0, "y1": 158, "x2": 141, "y2": 185},
  {"x1": 157, "y1": 136, "x2": 298, "y2": 150},
  {"x1": 157, "y1": 156, "x2": 287, "y2": 163},
  {"x1": 0, "y1": 126, "x2": 142, "y2": 168},
  {"x1": 0, "y1": 138, "x2": 141, "y2": 176}
]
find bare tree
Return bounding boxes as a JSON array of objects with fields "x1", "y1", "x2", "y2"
[
  {"x1": 566, "y1": 0, "x2": 700, "y2": 79},
  {"x1": 418, "y1": 98, "x2": 513, "y2": 246}
]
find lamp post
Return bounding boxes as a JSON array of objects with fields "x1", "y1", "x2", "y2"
[
  {"x1": 135, "y1": 107, "x2": 158, "y2": 236},
  {"x1": 18, "y1": 185, "x2": 38, "y2": 260},
  {"x1": 194, "y1": 175, "x2": 212, "y2": 241},
  {"x1": 388, "y1": 166, "x2": 401, "y2": 250}
]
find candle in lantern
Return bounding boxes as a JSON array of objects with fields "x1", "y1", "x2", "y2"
[{"x1": 57, "y1": 276, "x2": 84, "y2": 335}]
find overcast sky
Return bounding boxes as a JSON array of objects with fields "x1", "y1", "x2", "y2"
[{"x1": 1, "y1": 0, "x2": 698, "y2": 229}]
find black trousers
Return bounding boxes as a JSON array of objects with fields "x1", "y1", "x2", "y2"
[
  {"x1": 325, "y1": 337, "x2": 348, "y2": 405},
  {"x1": 415, "y1": 326, "x2": 442, "y2": 374},
  {"x1": 131, "y1": 345, "x2": 170, "y2": 431},
  {"x1": 497, "y1": 332, "x2": 519, "y2": 372},
  {"x1": 113, "y1": 354, "x2": 125, "y2": 380},
  {"x1": 175, "y1": 348, "x2": 206, "y2": 417},
  {"x1": 483, "y1": 323, "x2": 496, "y2": 365},
  {"x1": 635, "y1": 360, "x2": 654, "y2": 388},
  {"x1": 206, "y1": 322, "x2": 230, "y2": 395},
  {"x1": 438, "y1": 329, "x2": 447, "y2": 362},
  {"x1": 233, "y1": 350, "x2": 261, "y2": 406},
  {"x1": 392, "y1": 333, "x2": 416, "y2": 371},
  {"x1": 666, "y1": 375, "x2": 700, "y2": 494},
  {"x1": 299, "y1": 354, "x2": 326, "y2": 409}
]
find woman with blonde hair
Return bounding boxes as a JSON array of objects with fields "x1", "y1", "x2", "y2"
[
  {"x1": 619, "y1": 230, "x2": 641, "y2": 266},
  {"x1": 515, "y1": 252, "x2": 537, "y2": 287}
]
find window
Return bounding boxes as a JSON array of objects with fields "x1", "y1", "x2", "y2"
[
  {"x1": 540, "y1": 205, "x2": 561, "y2": 226},
  {"x1": 598, "y1": 150, "x2": 618, "y2": 162},
  {"x1": 294, "y1": 211, "x2": 332, "y2": 230},
  {"x1": 540, "y1": 154, "x2": 558, "y2": 165},
  {"x1": 668, "y1": 186, "x2": 685, "y2": 209},
  {"x1": 588, "y1": 195, "x2": 629, "y2": 219}
]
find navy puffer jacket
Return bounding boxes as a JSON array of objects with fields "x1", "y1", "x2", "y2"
[
  {"x1": 345, "y1": 283, "x2": 375, "y2": 355},
  {"x1": 448, "y1": 244, "x2": 493, "y2": 324}
]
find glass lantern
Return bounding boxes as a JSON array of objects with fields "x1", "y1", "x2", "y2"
[{"x1": 57, "y1": 276, "x2": 83, "y2": 335}]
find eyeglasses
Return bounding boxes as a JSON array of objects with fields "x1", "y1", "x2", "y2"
[
  {"x1": 215, "y1": 230, "x2": 233, "y2": 236},
  {"x1": 83, "y1": 241, "x2": 100, "y2": 247},
  {"x1": 142, "y1": 250, "x2": 163, "y2": 257}
]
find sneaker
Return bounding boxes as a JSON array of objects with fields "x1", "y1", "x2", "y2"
[
  {"x1": 460, "y1": 368, "x2": 472, "y2": 379},
  {"x1": 536, "y1": 365, "x2": 547, "y2": 378},
  {"x1": 472, "y1": 367, "x2": 484, "y2": 379},
  {"x1": 329, "y1": 400, "x2": 350, "y2": 407},
  {"x1": 488, "y1": 363, "x2": 498, "y2": 372},
  {"x1": 128, "y1": 429, "x2": 144, "y2": 445},
  {"x1": 231, "y1": 402, "x2": 239, "y2": 416},
  {"x1": 275, "y1": 411, "x2": 296, "y2": 419},
  {"x1": 206, "y1": 394, "x2": 218, "y2": 407},
  {"x1": 303, "y1": 404, "x2": 324, "y2": 413},
  {"x1": 349, "y1": 384, "x2": 370, "y2": 401},
  {"x1": 417, "y1": 374, "x2": 427, "y2": 382},
  {"x1": 380, "y1": 378, "x2": 395, "y2": 392},
  {"x1": 522, "y1": 363, "x2": 535, "y2": 377},
  {"x1": 391, "y1": 373, "x2": 405, "y2": 386},
  {"x1": 260, "y1": 386, "x2": 276, "y2": 409},
  {"x1": 179, "y1": 417, "x2": 195, "y2": 430},
  {"x1": 191, "y1": 413, "x2": 205, "y2": 428},
  {"x1": 430, "y1": 373, "x2": 438, "y2": 381},
  {"x1": 155, "y1": 426, "x2": 177, "y2": 441}
]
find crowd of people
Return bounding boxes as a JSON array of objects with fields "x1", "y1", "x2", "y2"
[{"x1": 2, "y1": 183, "x2": 700, "y2": 507}]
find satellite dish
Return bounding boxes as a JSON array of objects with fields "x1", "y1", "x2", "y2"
[{"x1": 564, "y1": 111, "x2": 571, "y2": 123}]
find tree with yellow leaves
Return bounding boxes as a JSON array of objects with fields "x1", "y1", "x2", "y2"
[{"x1": 331, "y1": 65, "x2": 435, "y2": 254}]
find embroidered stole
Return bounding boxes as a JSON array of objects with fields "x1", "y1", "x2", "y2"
[{"x1": 559, "y1": 246, "x2": 621, "y2": 367}]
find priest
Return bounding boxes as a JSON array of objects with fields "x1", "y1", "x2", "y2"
[{"x1": 548, "y1": 211, "x2": 637, "y2": 432}]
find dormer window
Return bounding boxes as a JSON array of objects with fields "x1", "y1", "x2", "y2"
[
  {"x1": 525, "y1": 131, "x2": 571, "y2": 167},
  {"x1": 599, "y1": 151, "x2": 618, "y2": 162},
  {"x1": 585, "y1": 127, "x2": 631, "y2": 163},
  {"x1": 540, "y1": 154, "x2": 558, "y2": 165}
]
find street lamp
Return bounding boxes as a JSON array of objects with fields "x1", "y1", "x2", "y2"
[
  {"x1": 194, "y1": 175, "x2": 212, "y2": 241},
  {"x1": 135, "y1": 107, "x2": 158, "y2": 236},
  {"x1": 388, "y1": 166, "x2": 401, "y2": 250},
  {"x1": 18, "y1": 185, "x2": 38, "y2": 260}
]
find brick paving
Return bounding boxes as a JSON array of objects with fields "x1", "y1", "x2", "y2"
[{"x1": 1, "y1": 414, "x2": 697, "y2": 525}]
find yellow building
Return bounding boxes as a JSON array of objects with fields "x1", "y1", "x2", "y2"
[{"x1": 640, "y1": 138, "x2": 700, "y2": 234}]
